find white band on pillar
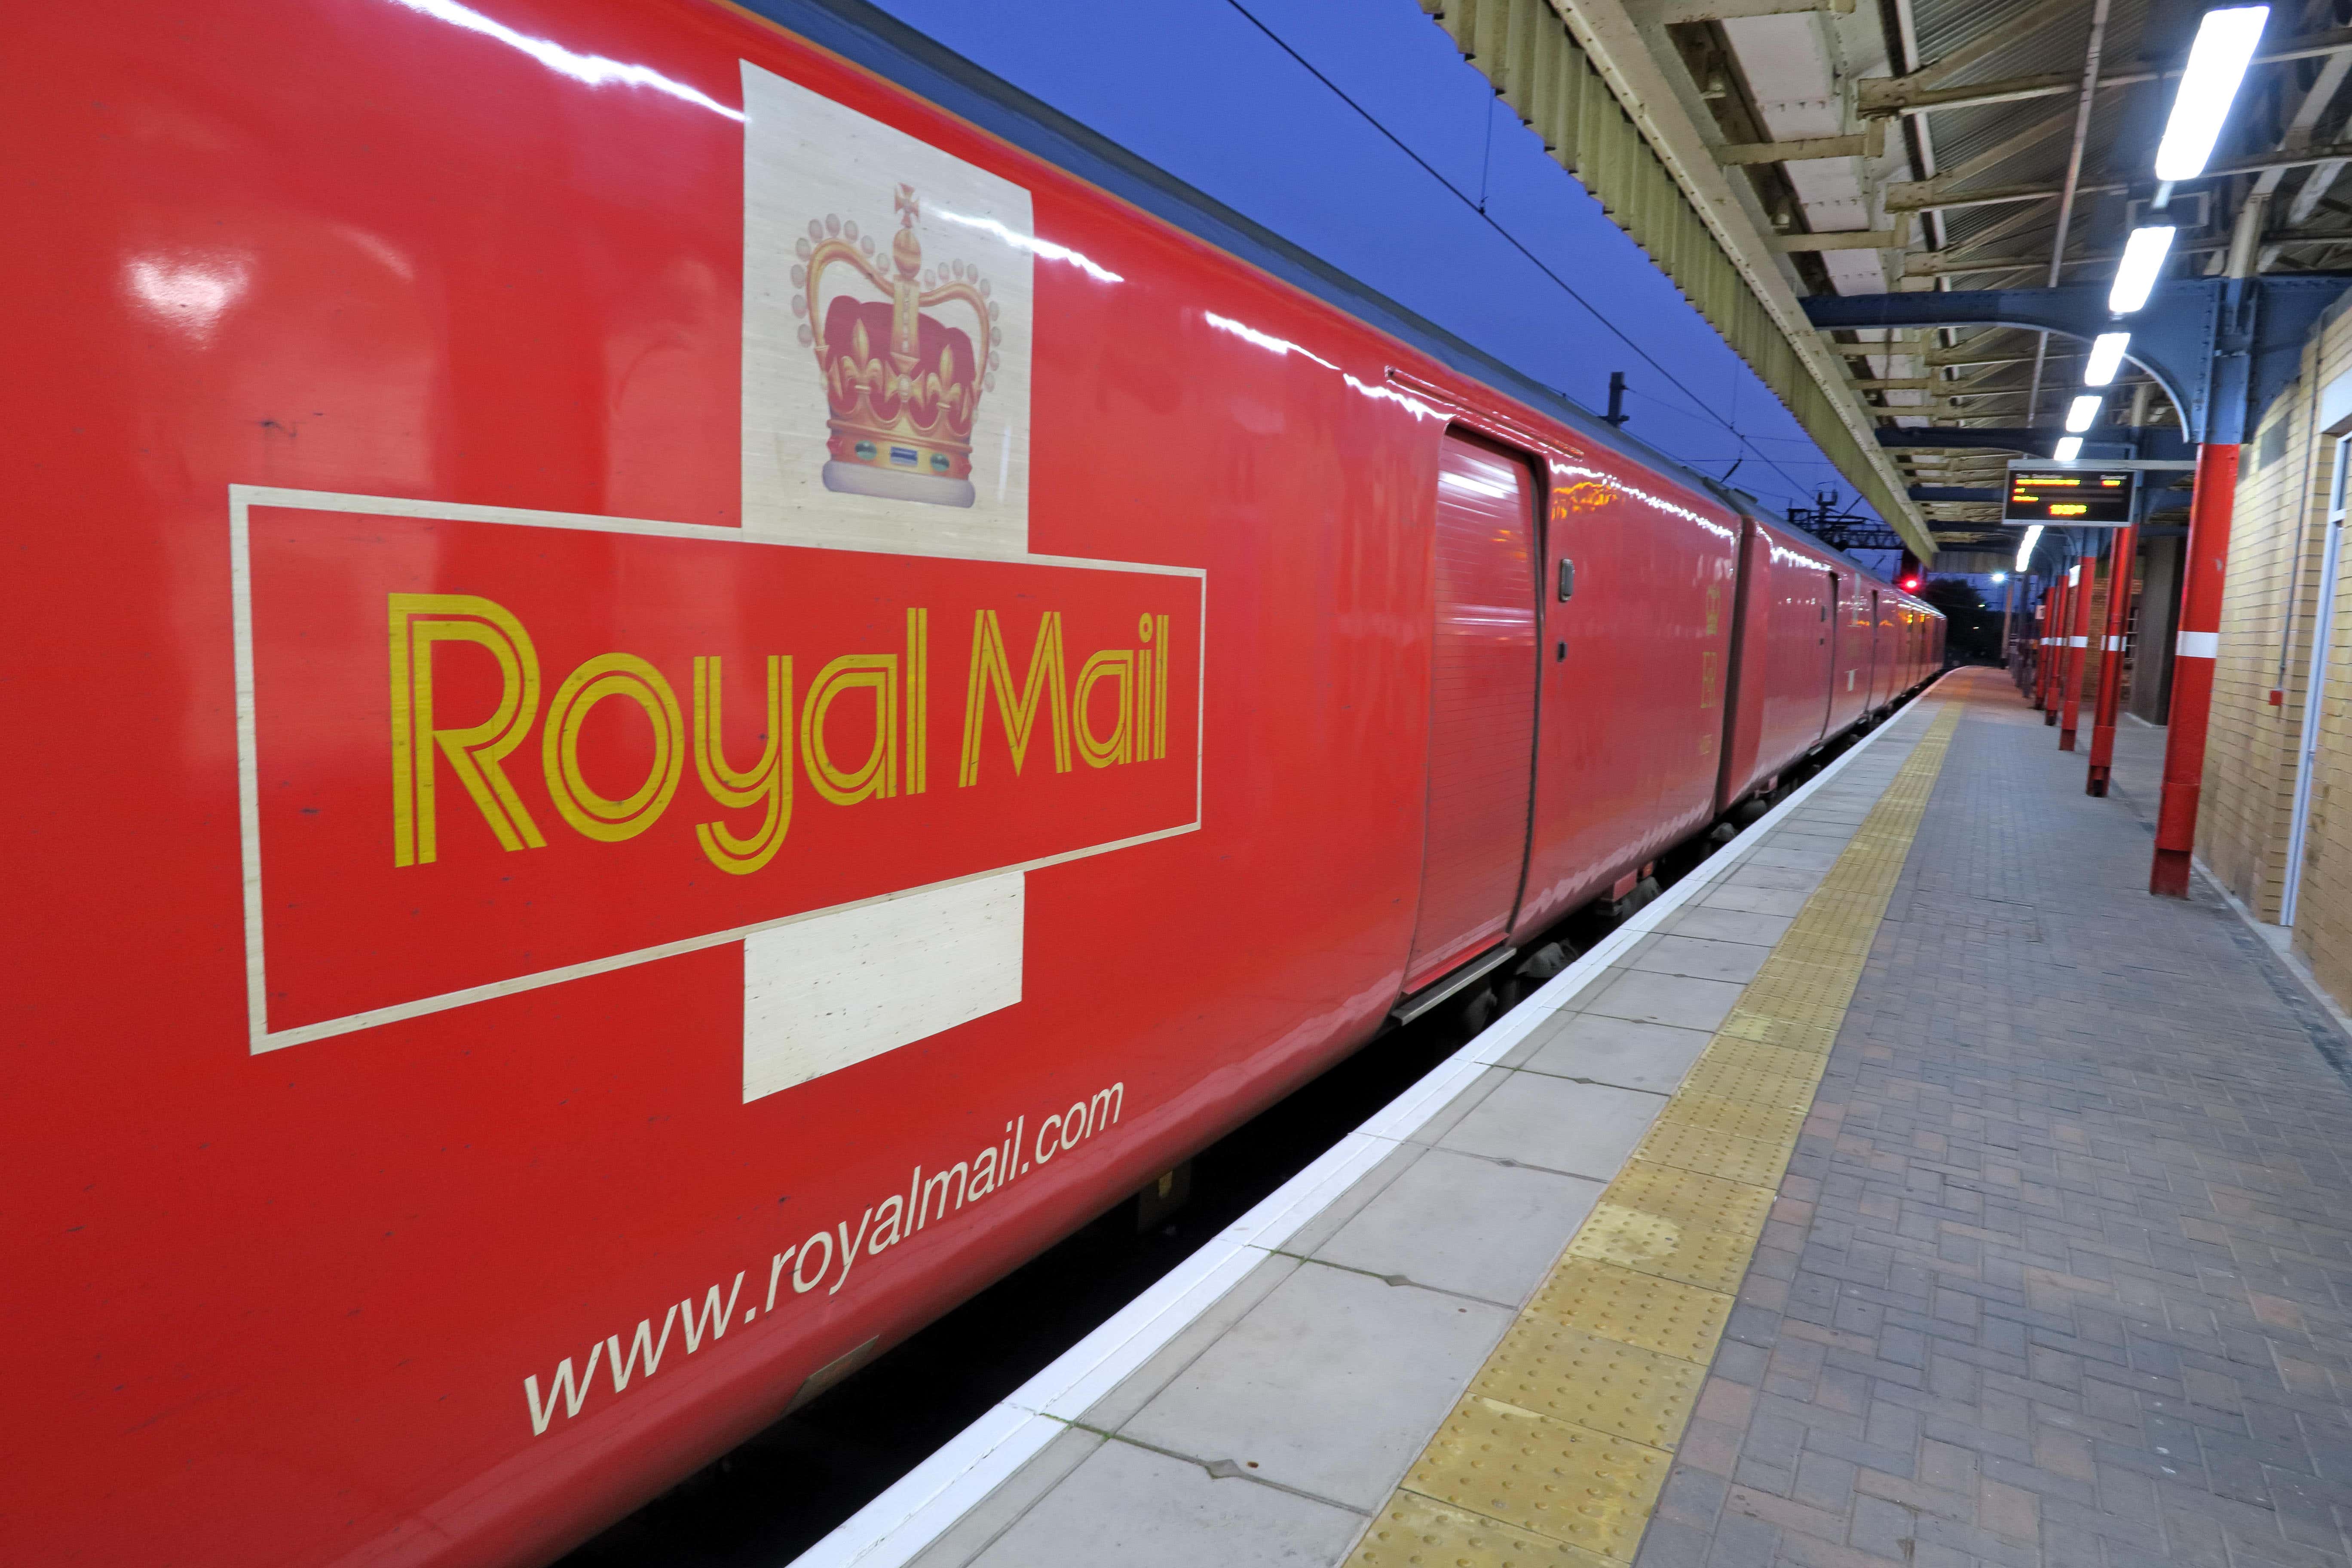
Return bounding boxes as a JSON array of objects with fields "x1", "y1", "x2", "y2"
[
  {"x1": 2069, "y1": 636, "x2": 2088, "y2": 647},
  {"x1": 2105, "y1": 635, "x2": 2126, "y2": 651},
  {"x1": 2177, "y1": 630, "x2": 2219, "y2": 658}
]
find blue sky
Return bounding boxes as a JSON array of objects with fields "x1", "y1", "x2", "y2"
[{"x1": 867, "y1": 0, "x2": 1883, "y2": 526}]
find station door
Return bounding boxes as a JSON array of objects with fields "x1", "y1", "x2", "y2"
[{"x1": 1404, "y1": 432, "x2": 1539, "y2": 992}]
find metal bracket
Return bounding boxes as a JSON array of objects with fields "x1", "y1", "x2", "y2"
[{"x1": 1391, "y1": 946, "x2": 1519, "y2": 1026}]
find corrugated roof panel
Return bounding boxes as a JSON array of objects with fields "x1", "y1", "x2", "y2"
[{"x1": 1911, "y1": 0, "x2": 2148, "y2": 86}]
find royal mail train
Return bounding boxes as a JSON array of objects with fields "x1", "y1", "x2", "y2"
[{"x1": 3, "y1": 0, "x2": 1942, "y2": 1562}]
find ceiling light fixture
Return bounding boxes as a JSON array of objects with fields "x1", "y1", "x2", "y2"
[
  {"x1": 2154, "y1": 6, "x2": 2271, "y2": 181},
  {"x1": 2065, "y1": 396, "x2": 2103, "y2": 434},
  {"x1": 2084, "y1": 332, "x2": 2131, "y2": 386},
  {"x1": 2054, "y1": 435, "x2": 2085, "y2": 460},
  {"x1": 2110, "y1": 227, "x2": 2177, "y2": 313},
  {"x1": 2017, "y1": 524, "x2": 2044, "y2": 573}
]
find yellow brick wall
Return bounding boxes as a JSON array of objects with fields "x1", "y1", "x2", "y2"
[
  {"x1": 2200, "y1": 351, "x2": 2325, "y2": 922},
  {"x1": 2200, "y1": 315, "x2": 2352, "y2": 983},
  {"x1": 2301, "y1": 563, "x2": 2352, "y2": 1003},
  {"x1": 2295, "y1": 318, "x2": 2352, "y2": 1005}
]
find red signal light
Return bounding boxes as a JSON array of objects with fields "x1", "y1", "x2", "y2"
[{"x1": 1901, "y1": 576, "x2": 1920, "y2": 590}]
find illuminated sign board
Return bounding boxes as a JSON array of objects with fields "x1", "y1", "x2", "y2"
[{"x1": 2003, "y1": 466, "x2": 2137, "y2": 525}]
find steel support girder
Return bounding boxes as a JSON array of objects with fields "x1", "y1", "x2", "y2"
[
  {"x1": 1878, "y1": 426, "x2": 2195, "y2": 457},
  {"x1": 1801, "y1": 278, "x2": 2349, "y2": 444}
]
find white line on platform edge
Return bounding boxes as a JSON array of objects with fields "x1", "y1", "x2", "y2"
[{"x1": 787, "y1": 676, "x2": 1960, "y2": 1568}]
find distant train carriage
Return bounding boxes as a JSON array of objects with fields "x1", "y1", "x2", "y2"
[{"x1": 1, "y1": 1, "x2": 1940, "y2": 1562}]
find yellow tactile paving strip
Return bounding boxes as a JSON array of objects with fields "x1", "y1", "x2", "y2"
[{"x1": 1347, "y1": 703, "x2": 1963, "y2": 1568}]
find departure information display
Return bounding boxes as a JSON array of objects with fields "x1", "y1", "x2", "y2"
[{"x1": 2003, "y1": 466, "x2": 2137, "y2": 524}]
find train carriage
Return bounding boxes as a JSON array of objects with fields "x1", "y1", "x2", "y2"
[{"x1": 0, "y1": 1, "x2": 1939, "y2": 1562}]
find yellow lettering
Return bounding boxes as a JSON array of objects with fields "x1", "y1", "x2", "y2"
[
  {"x1": 1154, "y1": 614, "x2": 1171, "y2": 761},
  {"x1": 958, "y1": 610, "x2": 1071, "y2": 785},
  {"x1": 803, "y1": 654, "x2": 900, "y2": 806},
  {"x1": 692, "y1": 655, "x2": 793, "y2": 875},
  {"x1": 905, "y1": 607, "x2": 929, "y2": 796},
  {"x1": 1134, "y1": 627, "x2": 1153, "y2": 762},
  {"x1": 542, "y1": 654, "x2": 684, "y2": 842},
  {"x1": 388, "y1": 593, "x2": 545, "y2": 865},
  {"x1": 1074, "y1": 649, "x2": 1134, "y2": 769}
]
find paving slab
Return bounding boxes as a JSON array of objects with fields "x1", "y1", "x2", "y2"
[
  {"x1": 963, "y1": 1438, "x2": 1366, "y2": 1568},
  {"x1": 1701, "y1": 883, "x2": 1816, "y2": 917},
  {"x1": 1579, "y1": 965, "x2": 1749, "y2": 1032},
  {"x1": 1661, "y1": 906, "x2": 1797, "y2": 947},
  {"x1": 1725, "y1": 862, "x2": 1828, "y2": 894},
  {"x1": 1118, "y1": 1259, "x2": 1514, "y2": 1511},
  {"x1": 1627, "y1": 932, "x2": 1775, "y2": 984},
  {"x1": 1433, "y1": 1069, "x2": 1662, "y2": 1178},
  {"x1": 1522, "y1": 1012, "x2": 1714, "y2": 1093},
  {"x1": 1314, "y1": 1146, "x2": 1605, "y2": 1306}
]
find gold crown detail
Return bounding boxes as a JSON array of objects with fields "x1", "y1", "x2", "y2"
[{"x1": 793, "y1": 185, "x2": 998, "y2": 508}]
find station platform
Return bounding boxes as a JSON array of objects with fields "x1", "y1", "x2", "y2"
[{"x1": 810, "y1": 667, "x2": 2352, "y2": 1568}]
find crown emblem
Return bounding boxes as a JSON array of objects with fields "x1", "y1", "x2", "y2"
[{"x1": 793, "y1": 185, "x2": 998, "y2": 508}]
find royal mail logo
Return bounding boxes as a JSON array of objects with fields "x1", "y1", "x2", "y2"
[
  {"x1": 227, "y1": 68, "x2": 1170, "y2": 1100},
  {"x1": 379, "y1": 591, "x2": 1174, "y2": 876},
  {"x1": 798, "y1": 184, "x2": 999, "y2": 508},
  {"x1": 231, "y1": 490, "x2": 1202, "y2": 1074}
]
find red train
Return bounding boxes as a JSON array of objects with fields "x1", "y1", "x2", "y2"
[{"x1": 2, "y1": 1, "x2": 1941, "y2": 1563}]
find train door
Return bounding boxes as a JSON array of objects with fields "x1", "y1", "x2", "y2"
[
  {"x1": 1405, "y1": 432, "x2": 1539, "y2": 992},
  {"x1": 1819, "y1": 570, "x2": 1840, "y2": 739},
  {"x1": 1830, "y1": 576, "x2": 1869, "y2": 734},
  {"x1": 1868, "y1": 588, "x2": 1885, "y2": 709}
]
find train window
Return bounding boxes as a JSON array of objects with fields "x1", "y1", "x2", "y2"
[{"x1": 1557, "y1": 558, "x2": 1575, "y2": 602}]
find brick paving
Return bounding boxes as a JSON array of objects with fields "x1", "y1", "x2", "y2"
[{"x1": 1634, "y1": 668, "x2": 2352, "y2": 1568}]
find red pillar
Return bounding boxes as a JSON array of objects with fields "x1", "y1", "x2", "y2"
[
  {"x1": 2026, "y1": 594, "x2": 2042, "y2": 701},
  {"x1": 2028, "y1": 590, "x2": 2043, "y2": 704},
  {"x1": 2086, "y1": 522, "x2": 2137, "y2": 796},
  {"x1": 2152, "y1": 443, "x2": 2240, "y2": 897},
  {"x1": 2040, "y1": 575, "x2": 2057, "y2": 711},
  {"x1": 2037, "y1": 580, "x2": 2058, "y2": 707},
  {"x1": 2039, "y1": 568, "x2": 2069, "y2": 719},
  {"x1": 2060, "y1": 552, "x2": 2094, "y2": 750}
]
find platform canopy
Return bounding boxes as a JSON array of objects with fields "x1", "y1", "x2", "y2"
[{"x1": 1422, "y1": 0, "x2": 2352, "y2": 552}]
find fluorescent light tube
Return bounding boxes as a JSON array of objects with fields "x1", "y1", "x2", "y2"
[
  {"x1": 2084, "y1": 332, "x2": 2130, "y2": 387},
  {"x1": 2110, "y1": 226, "x2": 2176, "y2": 313},
  {"x1": 2065, "y1": 396, "x2": 2103, "y2": 433},
  {"x1": 2154, "y1": 6, "x2": 2271, "y2": 181},
  {"x1": 2017, "y1": 524, "x2": 2043, "y2": 572},
  {"x1": 2054, "y1": 435, "x2": 2084, "y2": 460}
]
